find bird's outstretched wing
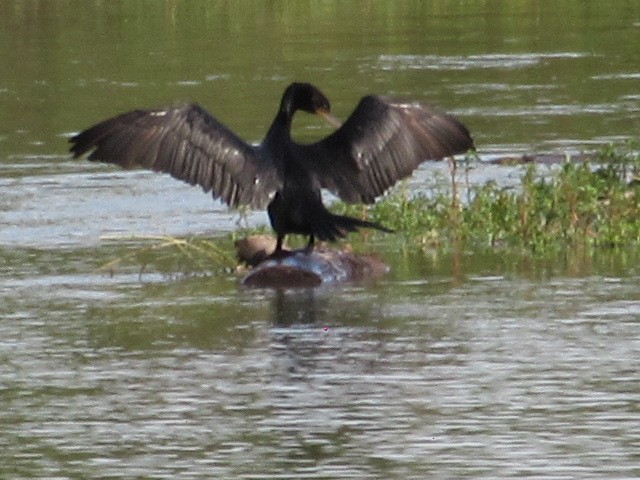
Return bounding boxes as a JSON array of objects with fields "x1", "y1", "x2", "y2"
[
  {"x1": 69, "y1": 104, "x2": 281, "y2": 209},
  {"x1": 297, "y1": 95, "x2": 474, "y2": 203}
]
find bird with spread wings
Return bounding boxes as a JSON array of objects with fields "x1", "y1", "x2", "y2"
[{"x1": 70, "y1": 82, "x2": 474, "y2": 253}]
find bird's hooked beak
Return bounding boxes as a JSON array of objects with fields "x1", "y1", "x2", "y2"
[{"x1": 316, "y1": 107, "x2": 342, "y2": 129}]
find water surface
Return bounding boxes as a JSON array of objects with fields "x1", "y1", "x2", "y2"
[{"x1": 1, "y1": 1, "x2": 640, "y2": 478}]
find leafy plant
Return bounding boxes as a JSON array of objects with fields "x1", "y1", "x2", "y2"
[{"x1": 335, "y1": 140, "x2": 640, "y2": 253}]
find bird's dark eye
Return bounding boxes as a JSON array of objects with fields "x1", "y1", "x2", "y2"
[{"x1": 314, "y1": 93, "x2": 330, "y2": 111}]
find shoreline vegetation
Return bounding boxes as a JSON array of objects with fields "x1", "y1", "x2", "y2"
[
  {"x1": 336, "y1": 140, "x2": 640, "y2": 252},
  {"x1": 98, "y1": 140, "x2": 640, "y2": 276}
]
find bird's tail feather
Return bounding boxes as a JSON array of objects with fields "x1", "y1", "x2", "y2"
[{"x1": 315, "y1": 212, "x2": 393, "y2": 242}]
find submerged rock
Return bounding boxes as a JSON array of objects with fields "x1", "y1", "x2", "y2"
[
  {"x1": 236, "y1": 236, "x2": 389, "y2": 288},
  {"x1": 235, "y1": 235, "x2": 280, "y2": 267}
]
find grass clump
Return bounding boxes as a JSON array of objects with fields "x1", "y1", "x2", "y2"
[
  {"x1": 98, "y1": 235, "x2": 238, "y2": 277},
  {"x1": 334, "y1": 140, "x2": 640, "y2": 253}
]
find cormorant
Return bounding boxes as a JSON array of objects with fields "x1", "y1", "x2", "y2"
[{"x1": 70, "y1": 82, "x2": 474, "y2": 253}]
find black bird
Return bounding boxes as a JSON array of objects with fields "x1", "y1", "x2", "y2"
[{"x1": 70, "y1": 82, "x2": 474, "y2": 253}]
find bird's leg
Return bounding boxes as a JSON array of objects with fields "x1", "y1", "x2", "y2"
[
  {"x1": 274, "y1": 235, "x2": 284, "y2": 254},
  {"x1": 265, "y1": 234, "x2": 288, "y2": 261},
  {"x1": 304, "y1": 235, "x2": 315, "y2": 254}
]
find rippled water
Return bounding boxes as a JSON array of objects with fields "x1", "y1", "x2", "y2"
[
  {"x1": 3, "y1": 270, "x2": 640, "y2": 478},
  {"x1": 2, "y1": 1, "x2": 640, "y2": 478}
]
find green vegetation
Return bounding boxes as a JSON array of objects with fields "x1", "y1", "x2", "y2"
[
  {"x1": 335, "y1": 140, "x2": 640, "y2": 254},
  {"x1": 97, "y1": 235, "x2": 239, "y2": 276}
]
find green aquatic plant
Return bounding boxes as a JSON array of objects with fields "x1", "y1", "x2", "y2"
[
  {"x1": 97, "y1": 235, "x2": 237, "y2": 276},
  {"x1": 335, "y1": 140, "x2": 640, "y2": 252}
]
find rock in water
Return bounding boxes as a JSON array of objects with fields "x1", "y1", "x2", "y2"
[{"x1": 236, "y1": 237, "x2": 389, "y2": 288}]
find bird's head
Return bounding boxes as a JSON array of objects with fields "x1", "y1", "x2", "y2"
[{"x1": 281, "y1": 82, "x2": 342, "y2": 128}]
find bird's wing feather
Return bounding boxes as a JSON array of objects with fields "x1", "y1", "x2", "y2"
[
  {"x1": 297, "y1": 95, "x2": 474, "y2": 203},
  {"x1": 69, "y1": 104, "x2": 281, "y2": 208}
]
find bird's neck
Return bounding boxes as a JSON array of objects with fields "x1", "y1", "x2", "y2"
[{"x1": 264, "y1": 108, "x2": 294, "y2": 148}]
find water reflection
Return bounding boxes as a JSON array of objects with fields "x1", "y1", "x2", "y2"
[
  {"x1": 272, "y1": 288, "x2": 324, "y2": 327},
  {"x1": 269, "y1": 287, "x2": 383, "y2": 328},
  {"x1": 2, "y1": 246, "x2": 640, "y2": 478},
  {"x1": 2, "y1": 0, "x2": 640, "y2": 478}
]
